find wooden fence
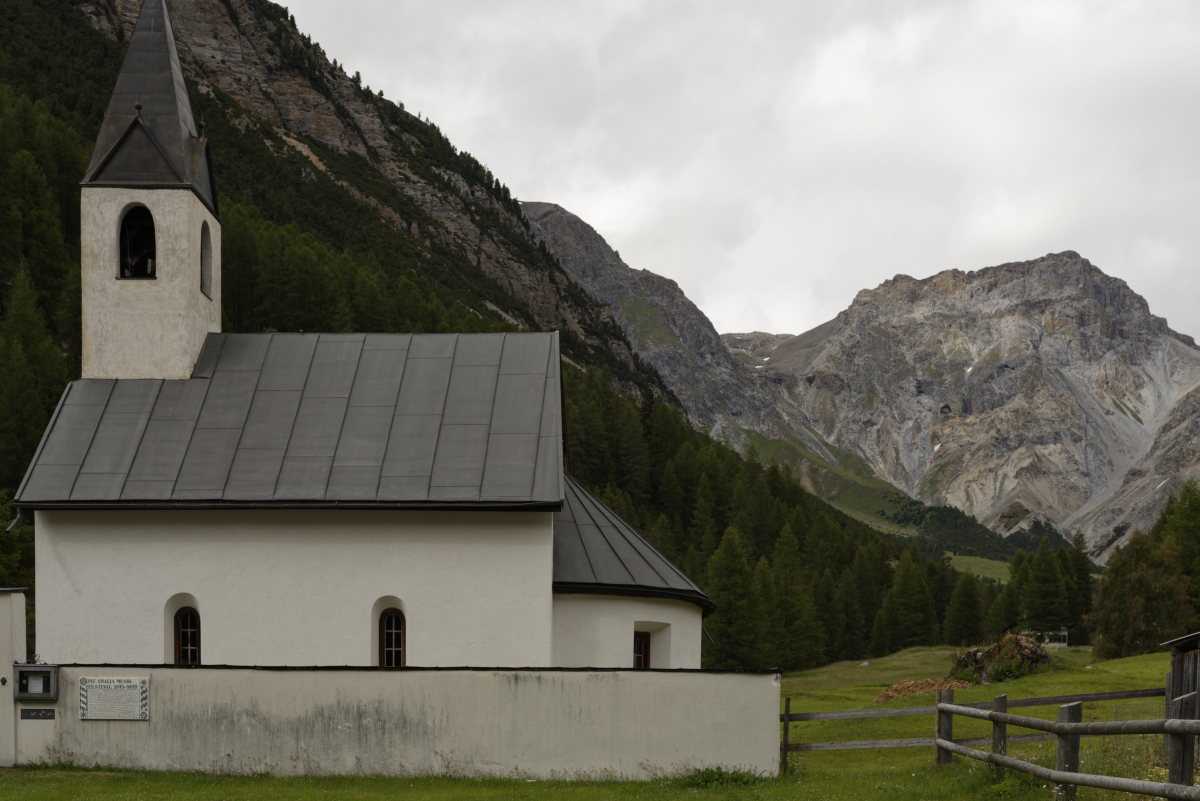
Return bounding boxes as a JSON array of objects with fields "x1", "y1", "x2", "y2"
[{"x1": 781, "y1": 687, "x2": 1183, "y2": 798}]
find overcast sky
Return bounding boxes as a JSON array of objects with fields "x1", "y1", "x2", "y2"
[{"x1": 287, "y1": 0, "x2": 1200, "y2": 339}]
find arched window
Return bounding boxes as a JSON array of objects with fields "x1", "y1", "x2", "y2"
[
  {"x1": 174, "y1": 607, "x2": 200, "y2": 665},
  {"x1": 200, "y1": 220, "x2": 212, "y2": 298},
  {"x1": 379, "y1": 608, "x2": 405, "y2": 667},
  {"x1": 120, "y1": 206, "x2": 156, "y2": 278}
]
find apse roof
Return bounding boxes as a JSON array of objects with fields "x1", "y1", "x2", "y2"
[
  {"x1": 16, "y1": 332, "x2": 563, "y2": 509},
  {"x1": 553, "y1": 473, "x2": 713, "y2": 613},
  {"x1": 81, "y1": 0, "x2": 218, "y2": 215}
]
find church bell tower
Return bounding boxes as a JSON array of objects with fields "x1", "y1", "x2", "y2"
[{"x1": 80, "y1": 0, "x2": 220, "y2": 380}]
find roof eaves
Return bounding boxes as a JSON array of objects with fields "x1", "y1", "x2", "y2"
[
  {"x1": 552, "y1": 582, "x2": 716, "y2": 615},
  {"x1": 15, "y1": 499, "x2": 565, "y2": 513}
]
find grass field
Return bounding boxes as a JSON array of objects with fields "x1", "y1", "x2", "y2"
[
  {"x1": 946, "y1": 552, "x2": 1012, "y2": 581},
  {"x1": 783, "y1": 645, "x2": 1170, "y2": 801},
  {"x1": 0, "y1": 646, "x2": 1171, "y2": 800}
]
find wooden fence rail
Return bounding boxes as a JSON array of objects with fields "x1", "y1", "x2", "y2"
[
  {"x1": 935, "y1": 690, "x2": 1197, "y2": 800},
  {"x1": 780, "y1": 686, "x2": 1168, "y2": 782}
]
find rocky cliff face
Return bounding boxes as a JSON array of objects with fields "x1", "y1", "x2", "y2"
[
  {"x1": 79, "y1": 0, "x2": 647, "y2": 376},
  {"x1": 523, "y1": 202, "x2": 800, "y2": 440},
  {"x1": 758, "y1": 252, "x2": 1200, "y2": 558}
]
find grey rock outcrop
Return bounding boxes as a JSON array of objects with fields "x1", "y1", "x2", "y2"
[
  {"x1": 760, "y1": 252, "x2": 1200, "y2": 559},
  {"x1": 523, "y1": 202, "x2": 796, "y2": 442}
]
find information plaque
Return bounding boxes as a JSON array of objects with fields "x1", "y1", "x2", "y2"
[{"x1": 79, "y1": 677, "x2": 149, "y2": 720}]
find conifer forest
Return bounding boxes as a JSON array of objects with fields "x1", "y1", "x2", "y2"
[{"x1": 2, "y1": 0, "x2": 1197, "y2": 667}]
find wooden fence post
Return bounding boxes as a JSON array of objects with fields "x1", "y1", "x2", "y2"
[
  {"x1": 781, "y1": 697, "x2": 790, "y2": 775},
  {"x1": 1054, "y1": 702, "x2": 1082, "y2": 801},
  {"x1": 1168, "y1": 690, "x2": 1197, "y2": 786},
  {"x1": 936, "y1": 688, "x2": 954, "y2": 766},
  {"x1": 992, "y1": 693, "x2": 1007, "y2": 775}
]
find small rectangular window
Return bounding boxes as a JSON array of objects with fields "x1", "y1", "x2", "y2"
[{"x1": 633, "y1": 631, "x2": 651, "y2": 669}]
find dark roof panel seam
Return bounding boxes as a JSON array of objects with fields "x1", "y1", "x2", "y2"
[
  {"x1": 573, "y1": 476, "x2": 682, "y2": 590},
  {"x1": 476, "y1": 333, "x2": 508, "y2": 490},
  {"x1": 567, "y1": 481, "x2": 601, "y2": 583},
  {"x1": 66, "y1": 378, "x2": 124, "y2": 500},
  {"x1": 164, "y1": 375, "x2": 212, "y2": 486},
  {"x1": 14, "y1": 383, "x2": 73, "y2": 501},
  {"x1": 269, "y1": 332, "x2": 325, "y2": 499},
  {"x1": 584, "y1": 484, "x2": 672, "y2": 584},
  {"x1": 114, "y1": 379, "x2": 167, "y2": 497},
  {"x1": 329, "y1": 334, "x2": 378, "y2": 499},
  {"x1": 572, "y1": 482, "x2": 628, "y2": 573},
  {"x1": 222, "y1": 333, "x2": 275, "y2": 499},
  {"x1": 547, "y1": 335, "x2": 563, "y2": 500},
  {"x1": 420, "y1": 333, "x2": 460, "y2": 491}
]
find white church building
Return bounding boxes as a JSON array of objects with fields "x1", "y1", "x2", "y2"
[{"x1": 13, "y1": 0, "x2": 711, "y2": 672}]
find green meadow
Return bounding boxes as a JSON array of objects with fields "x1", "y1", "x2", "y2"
[{"x1": 1, "y1": 646, "x2": 1170, "y2": 800}]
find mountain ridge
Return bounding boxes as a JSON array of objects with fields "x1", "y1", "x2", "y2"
[
  {"x1": 738, "y1": 252, "x2": 1200, "y2": 558},
  {"x1": 525, "y1": 198, "x2": 1200, "y2": 560}
]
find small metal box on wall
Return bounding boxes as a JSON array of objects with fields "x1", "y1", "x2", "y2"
[{"x1": 13, "y1": 664, "x2": 58, "y2": 701}]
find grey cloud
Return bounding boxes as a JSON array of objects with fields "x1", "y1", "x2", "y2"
[{"x1": 289, "y1": 0, "x2": 1200, "y2": 338}]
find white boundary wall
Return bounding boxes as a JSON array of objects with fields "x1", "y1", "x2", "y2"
[{"x1": 13, "y1": 666, "x2": 780, "y2": 778}]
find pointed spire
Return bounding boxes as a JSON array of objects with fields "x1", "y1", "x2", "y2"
[{"x1": 82, "y1": 0, "x2": 218, "y2": 216}]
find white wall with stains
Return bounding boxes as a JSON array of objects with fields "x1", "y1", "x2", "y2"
[{"x1": 12, "y1": 665, "x2": 779, "y2": 777}]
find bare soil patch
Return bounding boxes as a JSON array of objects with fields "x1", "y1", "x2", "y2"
[{"x1": 874, "y1": 679, "x2": 972, "y2": 704}]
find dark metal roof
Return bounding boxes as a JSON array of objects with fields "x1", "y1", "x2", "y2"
[
  {"x1": 16, "y1": 333, "x2": 563, "y2": 508},
  {"x1": 81, "y1": 0, "x2": 218, "y2": 216},
  {"x1": 553, "y1": 473, "x2": 712, "y2": 613}
]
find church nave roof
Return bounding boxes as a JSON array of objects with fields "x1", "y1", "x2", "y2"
[{"x1": 16, "y1": 332, "x2": 563, "y2": 508}]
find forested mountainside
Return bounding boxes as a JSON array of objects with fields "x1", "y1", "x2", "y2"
[{"x1": 66, "y1": 0, "x2": 670, "y2": 397}]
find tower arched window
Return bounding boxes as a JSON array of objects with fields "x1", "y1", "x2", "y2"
[
  {"x1": 379, "y1": 608, "x2": 405, "y2": 667},
  {"x1": 174, "y1": 607, "x2": 200, "y2": 665},
  {"x1": 120, "y1": 206, "x2": 156, "y2": 278},
  {"x1": 200, "y1": 220, "x2": 212, "y2": 298}
]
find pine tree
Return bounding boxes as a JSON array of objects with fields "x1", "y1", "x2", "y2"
[
  {"x1": 703, "y1": 527, "x2": 762, "y2": 669},
  {"x1": 1021, "y1": 537, "x2": 1069, "y2": 635},
  {"x1": 813, "y1": 568, "x2": 843, "y2": 661},
  {"x1": 691, "y1": 473, "x2": 721, "y2": 557},
  {"x1": 754, "y1": 557, "x2": 780, "y2": 667},
  {"x1": 657, "y1": 458, "x2": 683, "y2": 520},
  {"x1": 648, "y1": 514, "x2": 675, "y2": 559},
  {"x1": 871, "y1": 552, "x2": 939, "y2": 654},
  {"x1": 836, "y1": 568, "x2": 865, "y2": 660},
  {"x1": 1067, "y1": 531, "x2": 1094, "y2": 645},
  {"x1": 943, "y1": 573, "x2": 984, "y2": 646},
  {"x1": 0, "y1": 269, "x2": 66, "y2": 489},
  {"x1": 771, "y1": 525, "x2": 824, "y2": 668}
]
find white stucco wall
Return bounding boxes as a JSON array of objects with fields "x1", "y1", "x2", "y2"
[
  {"x1": 0, "y1": 592, "x2": 27, "y2": 767},
  {"x1": 35, "y1": 509, "x2": 553, "y2": 667},
  {"x1": 552, "y1": 594, "x2": 702, "y2": 669},
  {"x1": 81, "y1": 187, "x2": 221, "y2": 380},
  {"x1": 13, "y1": 666, "x2": 780, "y2": 778}
]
